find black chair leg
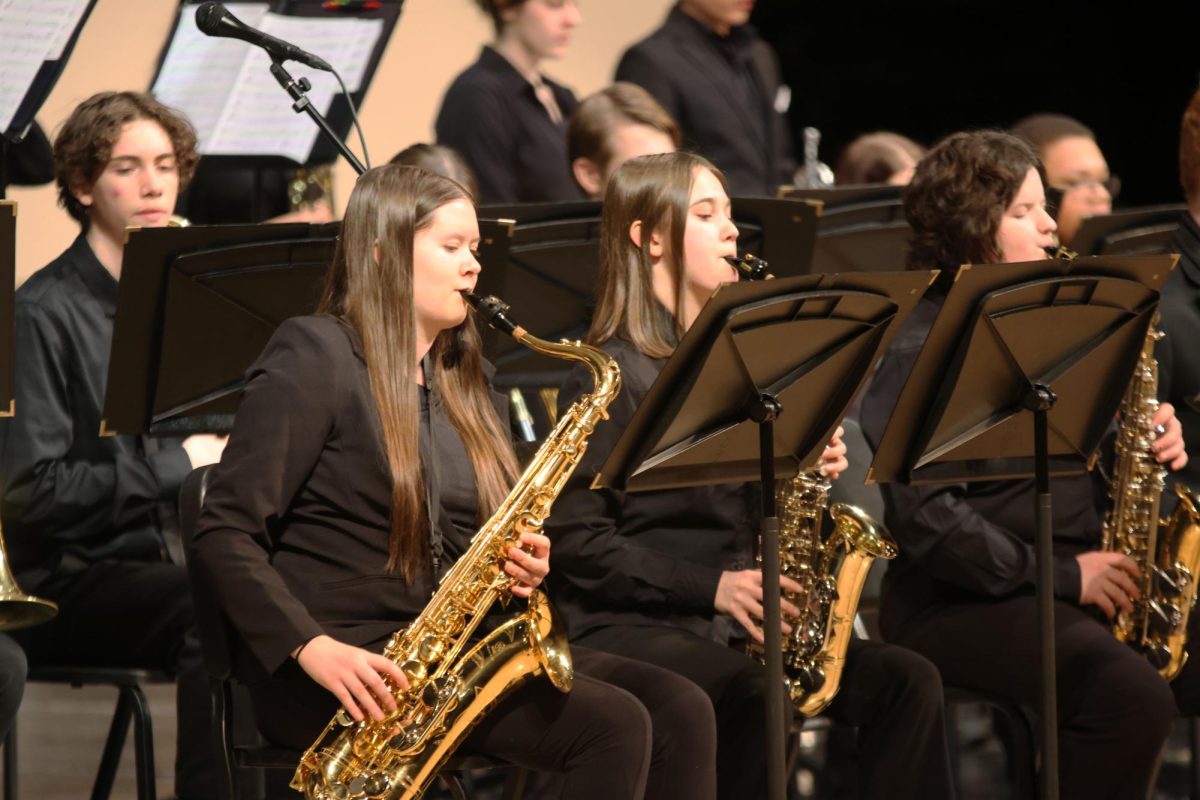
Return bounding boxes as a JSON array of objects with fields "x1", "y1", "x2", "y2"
[
  {"x1": 90, "y1": 687, "x2": 134, "y2": 800},
  {"x1": 1189, "y1": 716, "x2": 1200, "y2": 800},
  {"x1": 4, "y1": 722, "x2": 16, "y2": 800},
  {"x1": 125, "y1": 686, "x2": 157, "y2": 800}
]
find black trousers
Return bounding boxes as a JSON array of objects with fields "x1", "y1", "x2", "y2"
[
  {"x1": 250, "y1": 644, "x2": 716, "y2": 800},
  {"x1": 578, "y1": 625, "x2": 955, "y2": 800},
  {"x1": 13, "y1": 560, "x2": 211, "y2": 799},
  {"x1": 0, "y1": 634, "x2": 26, "y2": 742},
  {"x1": 885, "y1": 596, "x2": 1200, "y2": 800}
]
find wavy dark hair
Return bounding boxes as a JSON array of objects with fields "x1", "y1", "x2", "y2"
[
  {"x1": 904, "y1": 130, "x2": 1043, "y2": 270},
  {"x1": 473, "y1": 0, "x2": 526, "y2": 33},
  {"x1": 318, "y1": 165, "x2": 519, "y2": 580},
  {"x1": 53, "y1": 91, "x2": 198, "y2": 225},
  {"x1": 588, "y1": 152, "x2": 726, "y2": 357}
]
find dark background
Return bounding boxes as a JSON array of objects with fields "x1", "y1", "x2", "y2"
[{"x1": 750, "y1": 0, "x2": 1200, "y2": 206}]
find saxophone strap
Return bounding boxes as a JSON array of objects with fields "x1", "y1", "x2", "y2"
[{"x1": 421, "y1": 354, "x2": 445, "y2": 585}]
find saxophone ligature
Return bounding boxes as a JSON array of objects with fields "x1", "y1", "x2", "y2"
[
  {"x1": 1101, "y1": 312, "x2": 1200, "y2": 680},
  {"x1": 291, "y1": 292, "x2": 622, "y2": 800}
]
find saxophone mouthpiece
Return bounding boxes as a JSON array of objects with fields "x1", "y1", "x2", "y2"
[
  {"x1": 725, "y1": 254, "x2": 773, "y2": 281},
  {"x1": 463, "y1": 291, "x2": 520, "y2": 337}
]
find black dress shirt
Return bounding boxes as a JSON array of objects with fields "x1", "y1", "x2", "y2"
[
  {"x1": 0, "y1": 235, "x2": 192, "y2": 589},
  {"x1": 545, "y1": 338, "x2": 757, "y2": 640},
  {"x1": 857, "y1": 291, "x2": 1105, "y2": 639},
  {"x1": 435, "y1": 46, "x2": 583, "y2": 205},
  {"x1": 192, "y1": 316, "x2": 509, "y2": 682},
  {"x1": 615, "y1": 6, "x2": 795, "y2": 197},
  {"x1": 1159, "y1": 212, "x2": 1200, "y2": 496}
]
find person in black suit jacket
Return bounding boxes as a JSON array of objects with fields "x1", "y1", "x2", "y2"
[
  {"x1": 435, "y1": 0, "x2": 585, "y2": 205},
  {"x1": 615, "y1": 1, "x2": 796, "y2": 197},
  {"x1": 547, "y1": 152, "x2": 955, "y2": 800},
  {"x1": 192, "y1": 164, "x2": 717, "y2": 799}
]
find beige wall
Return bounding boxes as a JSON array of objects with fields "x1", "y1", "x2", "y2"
[{"x1": 9, "y1": 0, "x2": 673, "y2": 284}]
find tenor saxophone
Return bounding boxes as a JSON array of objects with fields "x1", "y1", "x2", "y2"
[
  {"x1": 1101, "y1": 313, "x2": 1200, "y2": 680},
  {"x1": 291, "y1": 293, "x2": 622, "y2": 800},
  {"x1": 748, "y1": 470, "x2": 897, "y2": 716}
]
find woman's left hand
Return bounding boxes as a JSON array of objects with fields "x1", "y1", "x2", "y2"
[
  {"x1": 1153, "y1": 402, "x2": 1189, "y2": 471},
  {"x1": 819, "y1": 425, "x2": 849, "y2": 480},
  {"x1": 506, "y1": 531, "x2": 551, "y2": 598}
]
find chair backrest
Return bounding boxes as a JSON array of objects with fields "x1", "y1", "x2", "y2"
[{"x1": 178, "y1": 464, "x2": 236, "y2": 681}]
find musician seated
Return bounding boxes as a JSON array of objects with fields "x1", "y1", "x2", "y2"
[
  {"x1": 834, "y1": 131, "x2": 926, "y2": 186},
  {"x1": 389, "y1": 142, "x2": 479, "y2": 200},
  {"x1": 192, "y1": 164, "x2": 716, "y2": 799},
  {"x1": 0, "y1": 91, "x2": 226, "y2": 799},
  {"x1": 546, "y1": 151, "x2": 955, "y2": 800},
  {"x1": 1011, "y1": 113, "x2": 1117, "y2": 249},
  {"x1": 858, "y1": 129, "x2": 1195, "y2": 799},
  {"x1": 568, "y1": 82, "x2": 681, "y2": 200}
]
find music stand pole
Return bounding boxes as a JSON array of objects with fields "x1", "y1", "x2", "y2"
[{"x1": 269, "y1": 59, "x2": 366, "y2": 176}]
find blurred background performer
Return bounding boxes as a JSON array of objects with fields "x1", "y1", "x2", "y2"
[
  {"x1": 615, "y1": 0, "x2": 796, "y2": 197},
  {"x1": 547, "y1": 151, "x2": 955, "y2": 800},
  {"x1": 192, "y1": 164, "x2": 717, "y2": 800},
  {"x1": 858, "y1": 130, "x2": 1198, "y2": 800},
  {"x1": 834, "y1": 131, "x2": 926, "y2": 187},
  {"x1": 0, "y1": 91, "x2": 226, "y2": 800},
  {"x1": 435, "y1": 0, "x2": 584, "y2": 205},
  {"x1": 1010, "y1": 113, "x2": 1118, "y2": 250},
  {"x1": 389, "y1": 142, "x2": 480, "y2": 201}
]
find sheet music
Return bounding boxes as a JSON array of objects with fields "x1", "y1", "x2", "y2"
[
  {"x1": 0, "y1": 0, "x2": 93, "y2": 131},
  {"x1": 150, "y1": 8, "x2": 383, "y2": 163},
  {"x1": 152, "y1": 3, "x2": 270, "y2": 147}
]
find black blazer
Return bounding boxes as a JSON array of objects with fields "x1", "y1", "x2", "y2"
[
  {"x1": 1160, "y1": 212, "x2": 1200, "y2": 498},
  {"x1": 192, "y1": 315, "x2": 509, "y2": 683},
  {"x1": 615, "y1": 7, "x2": 795, "y2": 197}
]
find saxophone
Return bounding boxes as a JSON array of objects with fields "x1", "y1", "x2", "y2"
[
  {"x1": 747, "y1": 471, "x2": 898, "y2": 716},
  {"x1": 291, "y1": 293, "x2": 622, "y2": 800},
  {"x1": 1101, "y1": 313, "x2": 1200, "y2": 680}
]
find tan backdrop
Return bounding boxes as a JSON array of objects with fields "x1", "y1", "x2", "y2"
[{"x1": 8, "y1": 0, "x2": 673, "y2": 284}]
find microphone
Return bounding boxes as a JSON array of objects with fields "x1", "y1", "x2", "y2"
[{"x1": 194, "y1": 2, "x2": 332, "y2": 72}]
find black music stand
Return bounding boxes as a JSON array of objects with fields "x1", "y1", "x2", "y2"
[
  {"x1": 594, "y1": 269, "x2": 934, "y2": 800},
  {"x1": 0, "y1": 202, "x2": 14, "y2": 416},
  {"x1": 1071, "y1": 204, "x2": 1186, "y2": 256},
  {"x1": 867, "y1": 254, "x2": 1176, "y2": 800},
  {"x1": 779, "y1": 183, "x2": 902, "y2": 209}
]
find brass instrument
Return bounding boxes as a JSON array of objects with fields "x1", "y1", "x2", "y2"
[
  {"x1": 0, "y1": 523, "x2": 57, "y2": 631},
  {"x1": 1101, "y1": 313, "x2": 1200, "y2": 680},
  {"x1": 748, "y1": 470, "x2": 897, "y2": 716},
  {"x1": 291, "y1": 292, "x2": 622, "y2": 800}
]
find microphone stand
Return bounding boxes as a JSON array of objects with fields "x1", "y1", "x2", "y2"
[{"x1": 268, "y1": 58, "x2": 365, "y2": 176}]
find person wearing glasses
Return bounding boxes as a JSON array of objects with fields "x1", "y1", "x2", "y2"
[{"x1": 1010, "y1": 113, "x2": 1118, "y2": 249}]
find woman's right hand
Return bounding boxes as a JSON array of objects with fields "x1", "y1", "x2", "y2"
[
  {"x1": 714, "y1": 569, "x2": 804, "y2": 644},
  {"x1": 1076, "y1": 551, "x2": 1140, "y2": 619},
  {"x1": 294, "y1": 635, "x2": 410, "y2": 722}
]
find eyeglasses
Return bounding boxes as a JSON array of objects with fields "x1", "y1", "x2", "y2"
[{"x1": 1053, "y1": 174, "x2": 1122, "y2": 200}]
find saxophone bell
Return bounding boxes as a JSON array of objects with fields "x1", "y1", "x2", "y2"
[{"x1": 724, "y1": 254, "x2": 773, "y2": 281}]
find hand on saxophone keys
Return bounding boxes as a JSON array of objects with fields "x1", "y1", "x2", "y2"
[
  {"x1": 293, "y1": 634, "x2": 411, "y2": 722},
  {"x1": 714, "y1": 569, "x2": 805, "y2": 644},
  {"x1": 1076, "y1": 552, "x2": 1141, "y2": 620},
  {"x1": 1151, "y1": 402, "x2": 1188, "y2": 471},
  {"x1": 505, "y1": 531, "x2": 551, "y2": 598},
  {"x1": 818, "y1": 426, "x2": 848, "y2": 480}
]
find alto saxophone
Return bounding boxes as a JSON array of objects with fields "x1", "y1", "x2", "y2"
[
  {"x1": 1101, "y1": 313, "x2": 1200, "y2": 680},
  {"x1": 291, "y1": 293, "x2": 622, "y2": 800},
  {"x1": 747, "y1": 470, "x2": 898, "y2": 716}
]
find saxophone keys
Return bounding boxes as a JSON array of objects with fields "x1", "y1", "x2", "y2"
[
  {"x1": 417, "y1": 634, "x2": 447, "y2": 662},
  {"x1": 361, "y1": 773, "x2": 390, "y2": 797}
]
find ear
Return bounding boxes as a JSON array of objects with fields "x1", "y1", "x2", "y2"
[
  {"x1": 629, "y1": 220, "x2": 664, "y2": 259},
  {"x1": 572, "y1": 157, "x2": 603, "y2": 199},
  {"x1": 71, "y1": 174, "x2": 94, "y2": 214},
  {"x1": 373, "y1": 239, "x2": 380, "y2": 264}
]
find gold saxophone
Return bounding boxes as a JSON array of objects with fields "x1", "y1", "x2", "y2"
[
  {"x1": 1101, "y1": 313, "x2": 1200, "y2": 680},
  {"x1": 747, "y1": 471, "x2": 898, "y2": 716},
  {"x1": 291, "y1": 293, "x2": 622, "y2": 800}
]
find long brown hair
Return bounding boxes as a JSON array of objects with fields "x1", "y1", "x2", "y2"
[
  {"x1": 318, "y1": 165, "x2": 519, "y2": 580},
  {"x1": 588, "y1": 152, "x2": 726, "y2": 357}
]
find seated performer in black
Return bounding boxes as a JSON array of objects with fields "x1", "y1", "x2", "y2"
[
  {"x1": 546, "y1": 151, "x2": 955, "y2": 800},
  {"x1": 436, "y1": 0, "x2": 584, "y2": 204},
  {"x1": 0, "y1": 91, "x2": 225, "y2": 799},
  {"x1": 1158, "y1": 87, "x2": 1200, "y2": 500},
  {"x1": 857, "y1": 130, "x2": 1196, "y2": 800},
  {"x1": 191, "y1": 164, "x2": 716, "y2": 799},
  {"x1": 615, "y1": 0, "x2": 796, "y2": 196}
]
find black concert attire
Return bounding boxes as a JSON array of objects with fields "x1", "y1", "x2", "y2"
[
  {"x1": 0, "y1": 234, "x2": 211, "y2": 798},
  {"x1": 859, "y1": 286, "x2": 1200, "y2": 800},
  {"x1": 192, "y1": 315, "x2": 716, "y2": 800},
  {"x1": 1159, "y1": 212, "x2": 1200, "y2": 499},
  {"x1": 615, "y1": 6, "x2": 795, "y2": 197},
  {"x1": 547, "y1": 336, "x2": 955, "y2": 800},
  {"x1": 435, "y1": 46, "x2": 584, "y2": 205}
]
